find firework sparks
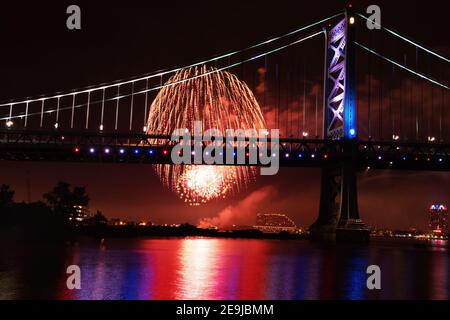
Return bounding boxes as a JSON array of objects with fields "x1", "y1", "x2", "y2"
[{"x1": 147, "y1": 66, "x2": 266, "y2": 205}]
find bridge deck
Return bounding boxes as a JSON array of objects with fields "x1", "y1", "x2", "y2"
[{"x1": 0, "y1": 130, "x2": 449, "y2": 171}]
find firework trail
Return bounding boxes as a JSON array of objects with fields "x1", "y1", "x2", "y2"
[{"x1": 147, "y1": 66, "x2": 266, "y2": 205}]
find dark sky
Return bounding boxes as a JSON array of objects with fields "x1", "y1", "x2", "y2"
[{"x1": 0, "y1": 0, "x2": 449, "y2": 230}]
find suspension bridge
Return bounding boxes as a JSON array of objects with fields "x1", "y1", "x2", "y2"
[{"x1": 1, "y1": 6, "x2": 449, "y2": 240}]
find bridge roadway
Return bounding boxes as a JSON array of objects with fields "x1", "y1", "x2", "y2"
[{"x1": 0, "y1": 130, "x2": 449, "y2": 171}]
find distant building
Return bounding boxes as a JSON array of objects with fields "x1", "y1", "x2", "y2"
[
  {"x1": 138, "y1": 221, "x2": 154, "y2": 227},
  {"x1": 69, "y1": 205, "x2": 90, "y2": 223},
  {"x1": 428, "y1": 204, "x2": 448, "y2": 236},
  {"x1": 109, "y1": 218, "x2": 127, "y2": 226},
  {"x1": 254, "y1": 213, "x2": 298, "y2": 234}
]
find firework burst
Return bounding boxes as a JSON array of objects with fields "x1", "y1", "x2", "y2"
[{"x1": 147, "y1": 66, "x2": 266, "y2": 205}]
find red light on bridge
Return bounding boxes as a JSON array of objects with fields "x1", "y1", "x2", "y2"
[
  {"x1": 73, "y1": 147, "x2": 80, "y2": 153},
  {"x1": 323, "y1": 154, "x2": 329, "y2": 159},
  {"x1": 163, "y1": 150, "x2": 168, "y2": 156}
]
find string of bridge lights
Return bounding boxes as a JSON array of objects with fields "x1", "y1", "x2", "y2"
[{"x1": 67, "y1": 144, "x2": 448, "y2": 170}]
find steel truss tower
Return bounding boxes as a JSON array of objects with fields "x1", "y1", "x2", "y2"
[{"x1": 310, "y1": 9, "x2": 369, "y2": 241}]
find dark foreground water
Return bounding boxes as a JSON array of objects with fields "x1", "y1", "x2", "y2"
[{"x1": 0, "y1": 237, "x2": 448, "y2": 300}]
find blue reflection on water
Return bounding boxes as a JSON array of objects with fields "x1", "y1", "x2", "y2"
[{"x1": 344, "y1": 255, "x2": 367, "y2": 300}]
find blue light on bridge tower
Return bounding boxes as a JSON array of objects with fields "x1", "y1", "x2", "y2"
[
  {"x1": 323, "y1": 11, "x2": 358, "y2": 140},
  {"x1": 343, "y1": 11, "x2": 357, "y2": 139},
  {"x1": 349, "y1": 128, "x2": 356, "y2": 137}
]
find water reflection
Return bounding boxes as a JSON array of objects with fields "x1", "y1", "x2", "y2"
[
  {"x1": 176, "y1": 238, "x2": 220, "y2": 299},
  {"x1": 0, "y1": 238, "x2": 448, "y2": 300}
]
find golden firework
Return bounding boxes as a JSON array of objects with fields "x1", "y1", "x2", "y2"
[{"x1": 147, "y1": 66, "x2": 266, "y2": 205}]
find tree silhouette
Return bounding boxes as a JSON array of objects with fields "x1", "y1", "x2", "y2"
[
  {"x1": 43, "y1": 181, "x2": 90, "y2": 221},
  {"x1": 86, "y1": 210, "x2": 108, "y2": 226},
  {"x1": 0, "y1": 184, "x2": 14, "y2": 209}
]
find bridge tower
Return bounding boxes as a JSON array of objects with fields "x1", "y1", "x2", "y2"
[{"x1": 310, "y1": 8, "x2": 370, "y2": 242}]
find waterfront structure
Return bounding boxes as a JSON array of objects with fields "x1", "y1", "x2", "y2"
[
  {"x1": 429, "y1": 204, "x2": 448, "y2": 236},
  {"x1": 254, "y1": 213, "x2": 298, "y2": 234}
]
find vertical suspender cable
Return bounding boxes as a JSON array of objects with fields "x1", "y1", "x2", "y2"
[
  {"x1": 378, "y1": 41, "x2": 382, "y2": 140},
  {"x1": 421, "y1": 71, "x2": 424, "y2": 141},
  {"x1": 40, "y1": 100, "x2": 44, "y2": 128},
  {"x1": 158, "y1": 75, "x2": 162, "y2": 131},
  {"x1": 287, "y1": 71, "x2": 290, "y2": 136},
  {"x1": 302, "y1": 56, "x2": 306, "y2": 136},
  {"x1": 368, "y1": 60, "x2": 371, "y2": 137},
  {"x1": 144, "y1": 78, "x2": 149, "y2": 132},
  {"x1": 415, "y1": 47, "x2": 419, "y2": 140},
  {"x1": 297, "y1": 51, "x2": 301, "y2": 138},
  {"x1": 24, "y1": 102, "x2": 29, "y2": 128},
  {"x1": 264, "y1": 55, "x2": 267, "y2": 116},
  {"x1": 430, "y1": 86, "x2": 433, "y2": 139},
  {"x1": 391, "y1": 65, "x2": 395, "y2": 137},
  {"x1": 129, "y1": 82, "x2": 134, "y2": 131},
  {"x1": 86, "y1": 91, "x2": 91, "y2": 130},
  {"x1": 115, "y1": 85, "x2": 120, "y2": 131},
  {"x1": 440, "y1": 70, "x2": 444, "y2": 141},
  {"x1": 276, "y1": 64, "x2": 280, "y2": 134},
  {"x1": 56, "y1": 96, "x2": 60, "y2": 128},
  {"x1": 71, "y1": 94, "x2": 75, "y2": 129},
  {"x1": 100, "y1": 88, "x2": 105, "y2": 130},
  {"x1": 400, "y1": 53, "x2": 409, "y2": 139},
  {"x1": 315, "y1": 91, "x2": 318, "y2": 137},
  {"x1": 400, "y1": 55, "x2": 405, "y2": 139}
]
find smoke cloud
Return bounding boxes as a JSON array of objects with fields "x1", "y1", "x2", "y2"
[{"x1": 198, "y1": 185, "x2": 277, "y2": 229}]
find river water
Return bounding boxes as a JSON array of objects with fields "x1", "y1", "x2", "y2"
[{"x1": 0, "y1": 237, "x2": 448, "y2": 299}]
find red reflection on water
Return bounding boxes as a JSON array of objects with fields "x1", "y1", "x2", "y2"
[
  {"x1": 139, "y1": 239, "x2": 182, "y2": 300},
  {"x1": 233, "y1": 240, "x2": 270, "y2": 299},
  {"x1": 430, "y1": 240, "x2": 449, "y2": 300},
  {"x1": 174, "y1": 238, "x2": 270, "y2": 299},
  {"x1": 318, "y1": 252, "x2": 337, "y2": 299},
  {"x1": 134, "y1": 238, "x2": 272, "y2": 299},
  {"x1": 55, "y1": 245, "x2": 80, "y2": 300},
  {"x1": 175, "y1": 238, "x2": 221, "y2": 299}
]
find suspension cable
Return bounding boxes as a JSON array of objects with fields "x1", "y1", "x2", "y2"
[
  {"x1": 356, "y1": 12, "x2": 450, "y2": 64},
  {"x1": 0, "y1": 30, "x2": 324, "y2": 121},
  {"x1": 1, "y1": 13, "x2": 342, "y2": 107},
  {"x1": 355, "y1": 42, "x2": 449, "y2": 90},
  {"x1": 1, "y1": 31, "x2": 324, "y2": 122}
]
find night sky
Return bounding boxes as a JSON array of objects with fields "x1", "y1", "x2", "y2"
[{"x1": 0, "y1": 0, "x2": 449, "y2": 230}]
